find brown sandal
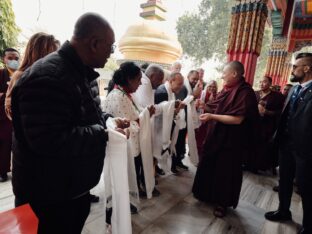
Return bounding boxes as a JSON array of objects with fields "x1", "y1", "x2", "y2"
[{"x1": 213, "y1": 206, "x2": 226, "y2": 218}]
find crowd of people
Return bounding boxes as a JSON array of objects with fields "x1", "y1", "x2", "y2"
[{"x1": 0, "y1": 12, "x2": 311, "y2": 234}]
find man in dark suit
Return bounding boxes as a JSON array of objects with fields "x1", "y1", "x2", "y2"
[
  {"x1": 154, "y1": 72, "x2": 184, "y2": 173},
  {"x1": 155, "y1": 72, "x2": 184, "y2": 103},
  {"x1": 265, "y1": 53, "x2": 312, "y2": 234},
  {"x1": 173, "y1": 70, "x2": 202, "y2": 173},
  {"x1": 0, "y1": 48, "x2": 19, "y2": 182}
]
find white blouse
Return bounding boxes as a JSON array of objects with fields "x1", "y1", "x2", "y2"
[{"x1": 102, "y1": 88, "x2": 140, "y2": 157}]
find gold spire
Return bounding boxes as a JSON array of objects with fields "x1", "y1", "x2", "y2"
[
  {"x1": 118, "y1": 0, "x2": 182, "y2": 66},
  {"x1": 140, "y1": 0, "x2": 167, "y2": 21}
]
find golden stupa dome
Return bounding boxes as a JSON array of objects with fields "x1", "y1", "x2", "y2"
[{"x1": 118, "y1": 1, "x2": 182, "y2": 66}]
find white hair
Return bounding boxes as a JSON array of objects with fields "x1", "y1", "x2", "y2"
[{"x1": 145, "y1": 64, "x2": 164, "y2": 78}]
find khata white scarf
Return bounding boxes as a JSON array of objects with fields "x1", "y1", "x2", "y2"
[
  {"x1": 183, "y1": 79, "x2": 200, "y2": 165},
  {"x1": 104, "y1": 117, "x2": 132, "y2": 234},
  {"x1": 139, "y1": 108, "x2": 155, "y2": 199},
  {"x1": 152, "y1": 82, "x2": 176, "y2": 174}
]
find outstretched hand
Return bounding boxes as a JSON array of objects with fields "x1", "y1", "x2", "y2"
[{"x1": 199, "y1": 113, "x2": 213, "y2": 122}]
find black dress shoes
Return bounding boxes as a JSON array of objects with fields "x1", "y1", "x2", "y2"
[
  {"x1": 89, "y1": 194, "x2": 100, "y2": 203},
  {"x1": 156, "y1": 165, "x2": 165, "y2": 176},
  {"x1": 264, "y1": 210, "x2": 292, "y2": 222},
  {"x1": 176, "y1": 162, "x2": 189, "y2": 171},
  {"x1": 0, "y1": 173, "x2": 8, "y2": 182},
  {"x1": 273, "y1": 185, "x2": 279, "y2": 192},
  {"x1": 139, "y1": 189, "x2": 147, "y2": 198},
  {"x1": 298, "y1": 227, "x2": 312, "y2": 234},
  {"x1": 171, "y1": 167, "x2": 179, "y2": 174},
  {"x1": 152, "y1": 188, "x2": 160, "y2": 197},
  {"x1": 130, "y1": 203, "x2": 138, "y2": 214}
]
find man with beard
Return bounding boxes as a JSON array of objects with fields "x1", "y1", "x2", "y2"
[
  {"x1": 265, "y1": 53, "x2": 312, "y2": 234},
  {"x1": 192, "y1": 61, "x2": 259, "y2": 218}
]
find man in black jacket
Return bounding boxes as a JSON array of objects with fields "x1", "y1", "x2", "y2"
[
  {"x1": 265, "y1": 53, "x2": 312, "y2": 234},
  {"x1": 11, "y1": 13, "x2": 127, "y2": 234},
  {"x1": 0, "y1": 48, "x2": 19, "y2": 182}
]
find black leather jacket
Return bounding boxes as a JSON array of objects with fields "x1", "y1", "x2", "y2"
[{"x1": 11, "y1": 41, "x2": 110, "y2": 202}]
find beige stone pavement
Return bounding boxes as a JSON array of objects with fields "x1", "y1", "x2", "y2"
[{"x1": 0, "y1": 157, "x2": 302, "y2": 234}]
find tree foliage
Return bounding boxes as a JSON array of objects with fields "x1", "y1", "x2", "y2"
[
  {"x1": 176, "y1": 0, "x2": 273, "y2": 86},
  {"x1": 176, "y1": 0, "x2": 233, "y2": 65},
  {"x1": 0, "y1": 0, "x2": 19, "y2": 57}
]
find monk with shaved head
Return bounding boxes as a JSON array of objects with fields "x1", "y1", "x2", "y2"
[
  {"x1": 11, "y1": 13, "x2": 128, "y2": 233},
  {"x1": 192, "y1": 61, "x2": 259, "y2": 217}
]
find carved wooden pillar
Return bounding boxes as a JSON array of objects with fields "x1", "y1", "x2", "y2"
[
  {"x1": 227, "y1": 0, "x2": 268, "y2": 85},
  {"x1": 265, "y1": 37, "x2": 291, "y2": 86}
]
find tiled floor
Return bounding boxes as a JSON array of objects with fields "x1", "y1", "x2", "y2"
[{"x1": 0, "y1": 158, "x2": 302, "y2": 234}]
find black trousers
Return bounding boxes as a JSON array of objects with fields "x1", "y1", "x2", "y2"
[
  {"x1": 278, "y1": 141, "x2": 296, "y2": 212},
  {"x1": 16, "y1": 193, "x2": 90, "y2": 234},
  {"x1": 172, "y1": 128, "x2": 187, "y2": 168},
  {"x1": 0, "y1": 138, "x2": 12, "y2": 175},
  {"x1": 295, "y1": 156, "x2": 312, "y2": 231},
  {"x1": 135, "y1": 154, "x2": 145, "y2": 190}
]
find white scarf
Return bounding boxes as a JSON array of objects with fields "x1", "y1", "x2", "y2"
[
  {"x1": 139, "y1": 108, "x2": 155, "y2": 199},
  {"x1": 104, "y1": 118, "x2": 132, "y2": 234},
  {"x1": 183, "y1": 79, "x2": 200, "y2": 165},
  {"x1": 153, "y1": 82, "x2": 176, "y2": 174},
  {"x1": 153, "y1": 101, "x2": 175, "y2": 173}
]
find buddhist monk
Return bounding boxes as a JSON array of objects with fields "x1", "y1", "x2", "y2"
[
  {"x1": 254, "y1": 76, "x2": 284, "y2": 172},
  {"x1": 192, "y1": 61, "x2": 259, "y2": 218}
]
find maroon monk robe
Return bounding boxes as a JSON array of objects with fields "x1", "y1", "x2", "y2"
[
  {"x1": 195, "y1": 91, "x2": 217, "y2": 160},
  {"x1": 192, "y1": 79, "x2": 259, "y2": 208},
  {"x1": 253, "y1": 91, "x2": 284, "y2": 170},
  {"x1": 0, "y1": 68, "x2": 12, "y2": 176}
]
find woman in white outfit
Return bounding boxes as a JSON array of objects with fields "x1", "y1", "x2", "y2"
[{"x1": 102, "y1": 62, "x2": 154, "y2": 223}]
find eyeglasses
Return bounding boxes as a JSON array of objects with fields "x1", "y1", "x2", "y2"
[
  {"x1": 96, "y1": 38, "x2": 116, "y2": 54},
  {"x1": 292, "y1": 64, "x2": 310, "y2": 69},
  {"x1": 111, "y1": 44, "x2": 116, "y2": 54}
]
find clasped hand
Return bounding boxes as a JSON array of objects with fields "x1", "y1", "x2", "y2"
[
  {"x1": 114, "y1": 118, "x2": 130, "y2": 139},
  {"x1": 148, "y1": 105, "x2": 155, "y2": 117}
]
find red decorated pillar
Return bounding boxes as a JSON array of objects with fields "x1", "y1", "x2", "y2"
[
  {"x1": 264, "y1": 37, "x2": 292, "y2": 86},
  {"x1": 227, "y1": 0, "x2": 268, "y2": 85}
]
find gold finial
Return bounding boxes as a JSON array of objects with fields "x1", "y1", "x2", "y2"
[{"x1": 140, "y1": 0, "x2": 167, "y2": 21}]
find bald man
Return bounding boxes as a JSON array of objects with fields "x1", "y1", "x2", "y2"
[
  {"x1": 192, "y1": 61, "x2": 259, "y2": 217},
  {"x1": 154, "y1": 72, "x2": 185, "y2": 171},
  {"x1": 11, "y1": 13, "x2": 128, "y2": 233}
]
